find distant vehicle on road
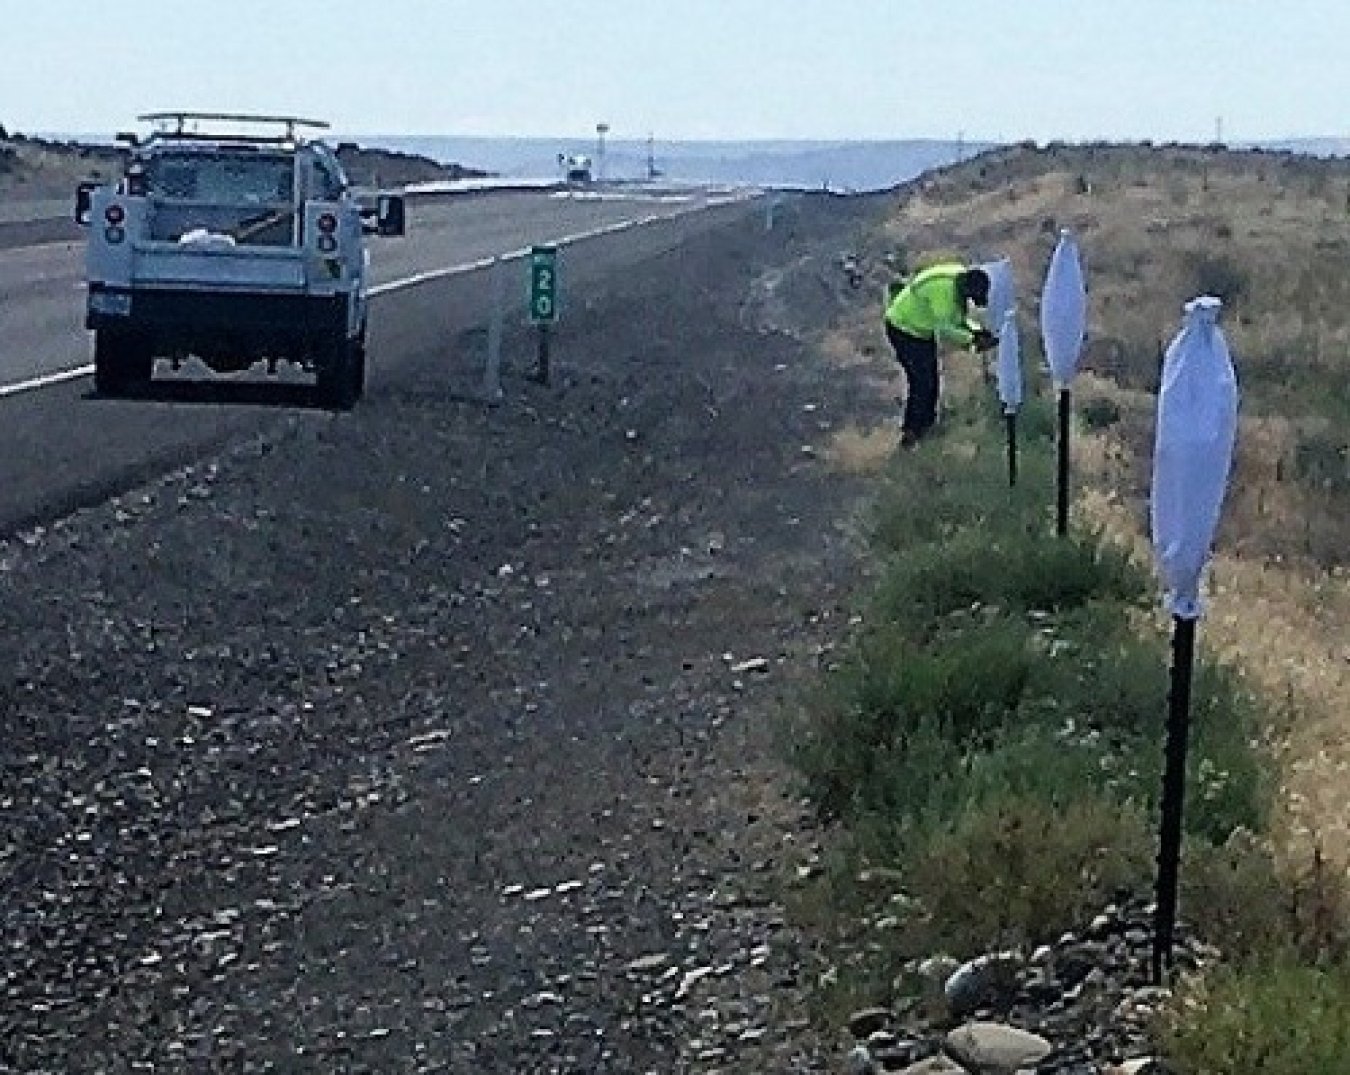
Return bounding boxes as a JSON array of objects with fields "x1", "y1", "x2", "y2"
[
  {"x1": 558, "y1": 153, "x2": 593, "y2": 186},
  {"x1": 74, "y1": 111, "x2": 407, "y2": 409}
]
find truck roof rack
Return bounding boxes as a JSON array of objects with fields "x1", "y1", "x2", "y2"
[{"x1": 136, "y1": 112, "x2": 331, "y2": 145}]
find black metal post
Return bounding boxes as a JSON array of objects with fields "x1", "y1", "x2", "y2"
[
  {"x1": 1152, "y1": 614, "x2": 1197, "y2": 985},
  {"x1": 1006, "y1": 411, "x2": 1018, "y2": 487},
  {"x1": 1056, "y1": 387, "x2": 1072, "y2": 535},
  {"x1": 535, "y1": 324, "x2": 551, "y2": 385}
]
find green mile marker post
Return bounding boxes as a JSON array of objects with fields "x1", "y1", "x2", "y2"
[{"x1": 528, "y1": 244, "x2": 559, "y2": 384}]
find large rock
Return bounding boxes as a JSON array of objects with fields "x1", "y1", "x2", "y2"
[
  {"x1": 899, "y1": 1057, "x2": 970, "y2": 1074},
  {"x1": 944, "y1": 952, "x2": 1023, "y2": 1016},
  {"x1": 847, "y1": 1044, "x2": 877, "y2": 1074},
  {"x1": 849, "y1": 1006, "x2": 895, "y2": 1037},
  {"x1": 945, "y1": 1022, "x2": 1052, "y2": 1073}
]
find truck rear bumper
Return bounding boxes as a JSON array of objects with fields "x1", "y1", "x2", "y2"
[{"x1": 87, "y1": 285, "x2": 348, "y2": 335}]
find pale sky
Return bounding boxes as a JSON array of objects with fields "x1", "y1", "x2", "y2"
[{"x1": 2, "y1": 0, "x2": 1346, "y2": 143}]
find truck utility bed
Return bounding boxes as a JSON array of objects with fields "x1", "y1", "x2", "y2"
[{"x1": 75, "y1": 111, "x2": 405, "y2": 409}]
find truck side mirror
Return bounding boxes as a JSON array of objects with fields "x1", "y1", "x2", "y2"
[
  {"x1": 74, "y1": 181, "x2": 97, "y2": 225},
  {"x1": 376, "y1": 194, "x2": 406, "y2": 237}
]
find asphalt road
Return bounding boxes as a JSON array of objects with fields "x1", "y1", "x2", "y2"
[
  {"x1": 0, "y1": 188, "x2": 753, "y2": 534},
  {"x1": 0, "y1": 198, "x2": 73, "y2": 225}
]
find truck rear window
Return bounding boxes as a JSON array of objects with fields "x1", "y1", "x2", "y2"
[
  {"x1": 140, "y1": 152, "x2": 299, "y2": 246},
  {"x1": 145, "y1": 153, "x2": 295, "y2": 205}
]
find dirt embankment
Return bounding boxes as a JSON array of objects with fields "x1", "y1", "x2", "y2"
[{"x1": 0, "y1": 194, "x2": 895, "y2": 1071}]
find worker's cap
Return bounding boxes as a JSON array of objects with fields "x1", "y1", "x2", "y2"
[{"x1": 962, "y1": 268, "x2": 991, "y2": 306}]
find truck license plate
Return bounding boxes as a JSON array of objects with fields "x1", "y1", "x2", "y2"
[{"x1": 90, "y1": 291, "x2": 132, "y2": 317}]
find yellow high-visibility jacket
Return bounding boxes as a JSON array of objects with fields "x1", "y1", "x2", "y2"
[{"x1": 884, "y1": 262, "x2": 979, "y2": 347}]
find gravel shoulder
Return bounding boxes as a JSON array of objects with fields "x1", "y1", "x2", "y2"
[{"x1": 0, "y1": 195, "x2": 892, "y2": 1073}]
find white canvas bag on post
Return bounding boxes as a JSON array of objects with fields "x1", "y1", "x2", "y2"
[{"x1": 1150, "y1": 296, "x2": 1239, "y2": 619}]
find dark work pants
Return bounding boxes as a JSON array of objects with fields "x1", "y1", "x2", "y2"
[{"x1": 885, "y1": 323, "x2": 939, "y2": 437}]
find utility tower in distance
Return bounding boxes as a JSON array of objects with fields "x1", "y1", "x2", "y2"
[
  {"x1": 646, "y1": 133, "x2": 661, "y2": 181},
  {"x1": 595, "y1": 122, "x2": 610, "y2": 182}
]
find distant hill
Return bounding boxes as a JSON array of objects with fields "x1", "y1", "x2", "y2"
[
  {"x1": 332, "y1": 143, "x2": 486, "y2": 189},
  {"x1": 359, "y1": 136, "x2": 991, "y2": 192},
  {"x1": 632, "y1": 140, "x2": 993, "y2": 191},
  {"x1": 356, "y1": 134, "x2": 1350, "y2": 192}
]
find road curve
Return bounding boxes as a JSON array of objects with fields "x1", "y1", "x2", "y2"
[{"x1": 0, "y1": 189, "x2": 759, "y2": 535}]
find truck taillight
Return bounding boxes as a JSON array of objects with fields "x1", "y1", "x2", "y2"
[{"x1": 104, "y1": 204, "x2": 126, "y2": 225}]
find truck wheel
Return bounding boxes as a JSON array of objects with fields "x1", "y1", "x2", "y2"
[
  {"x1": 93, "y1": 330, "x2": 154, "y2": 396},
  {"x1": 315, "y1": 333, "x2": 361, "y2": 411}
]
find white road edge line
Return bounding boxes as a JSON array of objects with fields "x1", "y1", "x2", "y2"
[
  {"x1": 367, "y1": 200, "x2": 707, "y2": 297},
  {"x1": 0, "y1": 196, "x2": 749, "y2": 400},
  {"x1": 0, "y1": 364, "x2": 97, "y2": 398}
]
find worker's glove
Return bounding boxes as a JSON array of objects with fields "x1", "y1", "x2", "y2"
[{"x1": 971, "y1": 328, "x2": 999, "y2": 353}]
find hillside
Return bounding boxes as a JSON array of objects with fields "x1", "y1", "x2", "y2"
[
  {"x1": 855, "y1": 141, "x2": 1350, "y2": 865},
  {"x1": 0, "y1": 134, "x2": 122, "y2": 202},
  {"x1": 333, "y1": 142, "x2": 488, "y2": 189}
]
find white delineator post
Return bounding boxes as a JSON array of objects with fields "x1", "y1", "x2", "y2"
[
  {"x1": 1040, "y1": 229, "x2": 1087, "y2": 535},
  {"x1": 1148, "y1": 295, "x2": 1239, "y2": 983}
]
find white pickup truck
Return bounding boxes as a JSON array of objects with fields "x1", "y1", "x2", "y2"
[{"x1": 75, "y1": 112, "x2": 406, "y2": 409}]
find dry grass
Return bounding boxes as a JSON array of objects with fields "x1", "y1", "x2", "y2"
[
  {"x1": 818, "y1": 326, "x2": 882, "y2": 371},
  {"x1": 815, "y1": 312, "x2": 993, "y2": 475},
  {"x1": 824, "y1": 426, "x2": 899, "y2": 474},
  {"x1": 858, "y1": 142, "x2": 1350, "y2": 874},
  {"x1": 817, "y1": 326, "x2": 903, "y2": 474}
]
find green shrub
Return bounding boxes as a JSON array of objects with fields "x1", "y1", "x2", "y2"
[
  {"x1": 969, "y1": 721, "x2": 1152, "y2": 817},
  {"x1": 874, "y1": 526, "x2": 1146, "y2": 628},
  {"x1": 793, "y1": 620, "x2": 1036, "y2": 820},
  {"x1": 1017, "y1": 391, "x2": 1060, "y2": 443},
  {"x1": 869, "y1": 448, "x2": 1042, "y2": 550},
  {"x1": 901, "y1": 797, "x2": 1156, "y2": 952},
  {"x1": 800, "y1": 597, "x2": 1266, "y2": 845},
  {"x1": 1292, "y1": 427, "x2": 1350, "y2": 494},
  {"x1": 868, "y1": 404, "x2": 1056, "y2": 552},
  {"x1": 1183, "y1": 250, "x2": 1249, "y2": 306},
  {"x1": 852, "y1": 720, "x2": 1155, "y2": 860},
  {"x1": 880, "y1": 620, "x2": 1036, "y2": 744},
  {"x1": 1038, "y1": 622, "x2": 1266, "y2": 837},
  {"x1": 1158, "y1": 960, "x2": 1350, "y2": 1074},
  {"x1": 1182, "y1": 838, "x2": 1350, "y2": 964},
  {"x1": 1079, "y1": 395, "x2": 1123, "y2": 431}
]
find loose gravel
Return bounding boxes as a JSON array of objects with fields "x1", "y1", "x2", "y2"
[{"x1": 0, "y1": 196, "x2": 890, "y2": 1073}]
